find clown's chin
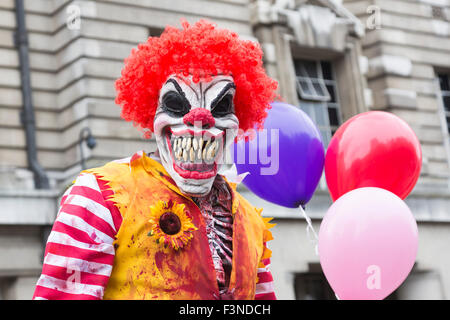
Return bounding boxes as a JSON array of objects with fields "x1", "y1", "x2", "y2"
[{"x1": 173, "y1": 177, "x2": 217, "y2": 197}]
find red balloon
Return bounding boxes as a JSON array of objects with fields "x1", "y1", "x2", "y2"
[{"x1": 325, "y1": 111, "x2": 422, "y2": 201}]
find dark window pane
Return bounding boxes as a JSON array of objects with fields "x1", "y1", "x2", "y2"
[
  {"x1": 443, "y1": 96, "x2": 450, "y2": 111},
  {"x1": 295, "y1": 61, "x2": 306, "y2": 76},
  {"x1": 326, "y1": 84, "x2": 336, "y2": 102},
  {"x1": 296, "y1": 60, "x2": 318, "y2": 78},
  {"x1": 439, "y1": 74, "x2": 450, "y2": 91},
  {"x1": 298, "y1": 80, "x2": 313, "y2": 95},
  {"x1": 305, "y1": 61, "x2": 318, "y2": 78},
  {"x1": 294, "y1": 266, "x2": 336, "y2": 300},
  {"x1": 294, "y1": 60, "x2": 301, "y2": 75},
  {"x1": 321, "y1": 61, "x2": 333, "y2": 80},
  {"x1": 328, "y1": 107, "x2": 339, "y2": 126},
  {"x1": 149, "y1": 27, "x2": 164, "y2": 37},
  {"x1": 312, "y1": 82, "x2": 330, "y2": 100}
]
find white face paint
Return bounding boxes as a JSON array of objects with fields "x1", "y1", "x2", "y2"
[{"x1": 153, "y1": 74, "x2": 239, "y2": 196}]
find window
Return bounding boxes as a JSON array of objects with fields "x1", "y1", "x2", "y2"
[
  {"x1": 294, "y1": 59, "x2": 341, "y2": 147},
  {"x1": 149, "y1": 27, "x2": 164, "y2": 37},
  {"x1": 294, "y1": 269, "x2": 336, "y2": 300},
  {"x1": 438, "y1": 73, "x2": 450, "y2": 134}
]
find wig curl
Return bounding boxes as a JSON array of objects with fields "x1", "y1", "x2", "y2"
[{"x1": 115, "y1": 19, "x2": 278, "y2": 138}]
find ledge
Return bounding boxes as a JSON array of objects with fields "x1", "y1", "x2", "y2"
[
  {"x1": 239, "y1": 185, "x2": 450, "y2": 223},
  {"x1": 0, "y1": 268, "x2": 42, "y2": 277},
  {"x1": 1, "y1": 180, "x2": 450, "y2": 225},
  {"x1": 0, "y1": 189, "x2": 59, "y2": 225}
]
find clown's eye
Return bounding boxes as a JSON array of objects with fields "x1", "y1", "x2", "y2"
[
  {"x1": 211, "y1": 94, "x2": 233, "y2": 117},
  {"x1": 162, "y1": 91, "x2": 190, "y2": 117}
]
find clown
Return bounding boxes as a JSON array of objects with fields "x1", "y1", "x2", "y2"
[{"x1": 33, "y1": 20, "x2": 278, "y2": 300}]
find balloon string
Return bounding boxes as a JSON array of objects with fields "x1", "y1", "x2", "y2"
[
  {"x1": 299, "y1": 207, "x2": 341, "y2": 300},
  {"x1": 299, "y1": 206, "x2": 319, "y2": 256}
]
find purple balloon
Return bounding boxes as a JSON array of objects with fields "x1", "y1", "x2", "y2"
[{"x1": 232, "y1": 102, "x2": 324, "y2": 208}]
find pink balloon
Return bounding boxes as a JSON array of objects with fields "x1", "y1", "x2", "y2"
[{"x1": 318, "y1": 187, "x2": 418, "y2": 300}]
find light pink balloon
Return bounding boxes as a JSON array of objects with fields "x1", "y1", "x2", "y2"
[{"x1": 318, "y1": 187, "x2": 418, "y2": 300}]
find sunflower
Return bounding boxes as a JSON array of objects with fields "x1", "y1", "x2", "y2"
[{"x1": 148, "y1": 200, "x2": 198, "y2": 250}]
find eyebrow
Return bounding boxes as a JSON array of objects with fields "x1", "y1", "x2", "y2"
[
  {"x1": 166, "y1": 77, "x2": 202, "y2": 103},
  {"x1": 165, "y1": 78, "x2": 185, "y2": 97},
  {"x1": 204, "y1": 78, "x2": 232, "y2": 97}
]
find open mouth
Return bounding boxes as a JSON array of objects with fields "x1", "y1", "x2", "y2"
[{"x1": 165, "y1": 128, "x2": 224, "y2": 180}]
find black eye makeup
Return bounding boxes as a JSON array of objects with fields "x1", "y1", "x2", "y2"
[
  {"x1": 161, "y1": 79, "x2": 191, "y2": 117},
  {"x1": 210, "y1": 83, "x2": 235, "y2": 118},
  {"x1": 211, "y1": 93, "x2": 233, "y2": 117},
  {"x1": 161, "y1": 91, "x2": 190, "y2": 117}
]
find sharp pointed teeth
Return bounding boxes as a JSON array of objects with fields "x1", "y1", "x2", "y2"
[
  {"x1": 173, "y1": 139, "x2": 178, "y2": 152},
  {"x1": 173, "y1": 134, "x2": 222, "y2": 164},
  {"x1": 186, "y1": 137, "x2": 191, "y2": 150},
  {"x1": 211, "y1": 141, "x2": 218, "y2": 158},
  {"x1": 207, "y1": 142, "x2": 216, "y2": 160}
]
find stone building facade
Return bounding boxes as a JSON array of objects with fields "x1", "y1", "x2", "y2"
[{"x1": 0, "y1": 0, "x2": 449, "y2": 299}]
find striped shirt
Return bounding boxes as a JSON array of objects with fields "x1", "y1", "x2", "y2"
[{"x1": 33, "y1": 171, "x2": 275, "y2": 300}]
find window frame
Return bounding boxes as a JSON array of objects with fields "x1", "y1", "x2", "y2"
[
  {"x1": 435, "y1": 73, "x2": 450, "y2": 178},
  {"x1": 437, "y1": 73, "x2": 450, "y2": 134},
  {"x1": 293, "y1": 58, "x2": 343, "y2": 147},
  {"x1": 295, "y1": 60, "x2": 331, "y2": 102}
]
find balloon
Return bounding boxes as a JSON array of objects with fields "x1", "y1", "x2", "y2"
[
  {"x1": 325, "y1": 111, "x2": 422, "y2": 201},
  {"x1": 232, "y1": 102, "x2": 324, "y2": 208},
  {"x1": 318, "y1": 187, "x2": 418, "y2": 300}
]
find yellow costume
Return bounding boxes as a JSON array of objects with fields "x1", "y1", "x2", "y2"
[{"x1": 85, "y1": 152, "x2": 274, "y2": 300}]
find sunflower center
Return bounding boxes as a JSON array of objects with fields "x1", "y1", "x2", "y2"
[{"x1": 159, "y1": 211, "x2": 182, "y2": 235}]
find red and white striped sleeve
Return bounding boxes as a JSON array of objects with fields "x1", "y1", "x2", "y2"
[
  {"x1": 255, "y1": 256, "x2": 276, "y2": 300},
  {"x1": 33, "y1": 173, "x2": 122, "y2": 300}
]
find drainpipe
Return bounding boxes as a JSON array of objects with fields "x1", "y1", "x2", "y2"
[{"x1": 14, "y1": 0, "x2": 49, "y2": 189}]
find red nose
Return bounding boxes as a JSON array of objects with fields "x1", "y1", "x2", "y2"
[{"x1": 183, "y1": 108, "x2": 215, "y2": 129}]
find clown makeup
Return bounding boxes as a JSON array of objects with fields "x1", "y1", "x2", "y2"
[{"x1": 153, "y1": 74, "x2": 239, "y2": 196}]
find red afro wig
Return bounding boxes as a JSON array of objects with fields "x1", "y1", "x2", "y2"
[{"x1": 115, "y1": 19, "x2": 278, "y2": 138}]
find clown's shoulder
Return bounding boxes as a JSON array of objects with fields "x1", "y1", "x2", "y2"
[{"x1": 79, "y1": 150, "x2": 163, "y2": 187}]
